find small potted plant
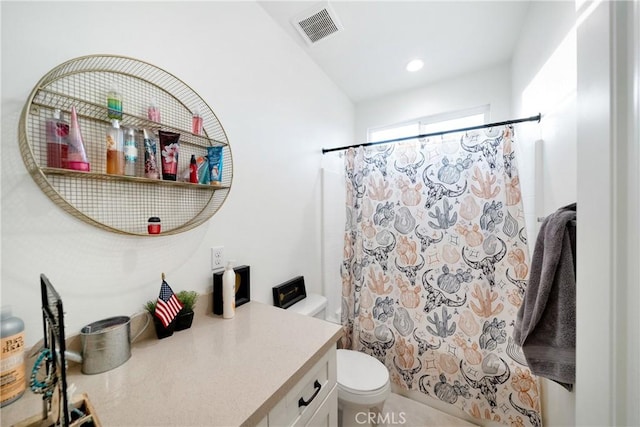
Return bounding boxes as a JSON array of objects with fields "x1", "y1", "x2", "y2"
[
  {"x1": 144, "y1": 300, "x2": 175, "y2": 339},
  {"x1": 175, "y1": 290, "x2": 199, "y2": 331}
]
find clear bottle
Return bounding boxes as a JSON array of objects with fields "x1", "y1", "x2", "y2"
[
  {"x1": 106, "y1": 119, "x2": 124, "y2": 175},
  {"x1": 192, "y1": 108, "x2": 203, "y2": 135},
  {"x1": 147, "y1": 97, "x2": 160, "y2": 122},
  {"x1": 124, "y1": 128, "x2": 138, "y2": 177},
  {"x1": 1, "y1": 306, "x2": 26, "y2": 407},
  {"x1": 46, "y1": 109, "x2": 69, "y2": 168},
  {"x1": 222, "y1": 262, "x2": 236, "y2": 319},
  {"x1": 107, "y1": 85, "x2": 123, "y2": 120}
]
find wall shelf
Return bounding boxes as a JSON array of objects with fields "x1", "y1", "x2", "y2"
[
  {"x1": 19, "y1": 55, "x2": 233, "y2": 236},
  {"x1": 40, "y1": 167, "x2": 230, "y2": 189}
]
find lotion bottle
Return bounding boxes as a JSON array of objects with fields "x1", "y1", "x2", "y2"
[
  {"x1": 222, "y1": 262, "x2": 236, "y2": 319},
  {"x1": 67, "y1": 106, "x2": 91, "y2": 171},
  {"x1": 124, "y1": 127, "x2": 138, "y2": 176},
  {"x1": 142, "y1": 129, "x2": 160, "y2": 179}
]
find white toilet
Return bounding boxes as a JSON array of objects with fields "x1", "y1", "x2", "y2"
[{"x1": 288, "y1": 294, "x2": 391, "y2": 427}]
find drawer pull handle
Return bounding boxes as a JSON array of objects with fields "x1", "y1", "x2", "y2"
[{"x1": 298, "y1": 380, "x2": 322, "y2": 407}]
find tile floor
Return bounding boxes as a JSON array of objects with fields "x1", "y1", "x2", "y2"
[{"x1": 377, "y1": 393, "x2": 479, "y2": 427}]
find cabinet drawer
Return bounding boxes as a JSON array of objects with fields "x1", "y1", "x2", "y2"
[
  {"x1": 269, "y1": 348, "x2": 337, "y2": 427},
  {"x1": 303, "y1": 385, "x2": 338, "y2": 427}
]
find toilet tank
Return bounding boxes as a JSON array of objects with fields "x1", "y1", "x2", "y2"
[{"x1": 288, "y1": 294, "x2": 327, "y2": 320}]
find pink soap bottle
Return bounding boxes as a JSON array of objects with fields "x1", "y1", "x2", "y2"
[
  {"x1": 192, "y1": 108, "x2": 203, "y2": 135},
  {"x1": 46, "y1": 109, "x2": 69, "y2": 168},
  {"x1": 147, "y1": 97, "x2": 160, "y2": 122}
]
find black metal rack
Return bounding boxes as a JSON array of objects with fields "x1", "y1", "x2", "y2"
[{"x1": 39, "y1": 274, "x2": 70, "y2": 426}]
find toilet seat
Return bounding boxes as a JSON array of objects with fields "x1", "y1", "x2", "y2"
[
  {"x1": 338, "y1": 380, "x2": 390, "y2": 397},
  {"x1": 337, "y1": 349, "x2": 390, "y2": 395}
]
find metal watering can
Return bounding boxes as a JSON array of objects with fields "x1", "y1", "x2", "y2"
[{"x1": 68, "y1": 313, "x2": 149, "y2": 375}]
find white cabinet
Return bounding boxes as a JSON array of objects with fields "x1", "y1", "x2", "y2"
[
  {"x1": 268, "y1": 347, "x2": 337, "y2": 427},
  {"x1": 305, "y1": 387, "x2": 338, "y2": 427}
]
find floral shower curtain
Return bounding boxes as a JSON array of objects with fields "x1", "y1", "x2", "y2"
[{"x1": 341, "y1": 125, "x2": 542, "y2": 427}]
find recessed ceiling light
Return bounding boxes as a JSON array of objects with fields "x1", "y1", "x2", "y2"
[{"x1": 406, "y1": 59, "x2": 424, "y2": 72}]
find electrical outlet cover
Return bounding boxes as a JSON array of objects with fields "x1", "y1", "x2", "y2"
[{"x1": 211, "y1": 246, "x2": 225, "y2": 270}]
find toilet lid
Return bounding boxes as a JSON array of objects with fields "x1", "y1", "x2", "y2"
[{"x1": 337, "y1": 349, "x2": 389, "y2": 393}]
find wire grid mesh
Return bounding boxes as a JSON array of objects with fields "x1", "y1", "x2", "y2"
[{"x1": 19, "y1": 55, "x2": 232, "y2": 235}]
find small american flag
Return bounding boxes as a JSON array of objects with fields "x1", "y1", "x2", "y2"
[{"x1": 155, "y1": 280, "x2": 183, "y2": 328}]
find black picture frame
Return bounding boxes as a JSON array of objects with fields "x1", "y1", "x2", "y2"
[
  {"x1": 272, "y1": 276, "x2": 306, "y2": 309},
  {"x1": 213, "y1": 265, "x2": 250, "y2": 315}
]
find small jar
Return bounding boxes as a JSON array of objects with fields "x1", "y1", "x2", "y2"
[{"x1": 148, "y1": 217, "x2": 161, "y2": 234}]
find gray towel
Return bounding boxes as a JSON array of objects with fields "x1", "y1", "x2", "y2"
[{"x1": 513, "y1": 203, "x2": 576, "y2": 391}]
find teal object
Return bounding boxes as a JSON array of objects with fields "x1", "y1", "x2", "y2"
[{"x1": 207, "y1": 146, "x2": 223, "y2": 183}]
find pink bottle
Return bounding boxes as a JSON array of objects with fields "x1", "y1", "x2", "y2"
[
  {"x1": 192, "y1": 108, "x2": 203, "y2": 135},
  {"x1": 147, "y1": 98, "x2": 160, "y2": 122},
  {"x1": 66, "y1": 106, "x2": 91, "y2": 172},
  {"x1": 46, "y1": 109, "x2": 69, "y2": 168}
]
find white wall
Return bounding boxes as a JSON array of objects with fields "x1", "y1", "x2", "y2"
[
  {"x1": 576, "y1": 1, "x2": 640, "y2": 425},
  {"x1": 0, "y1": 1, "x2": 354, "y2": 347},
  {"x1": 354, "y1": 62, "x2": 512, "y2": 141},
  {"x1": 511, "y1": 2, "x2": 578, "y2": 426}
]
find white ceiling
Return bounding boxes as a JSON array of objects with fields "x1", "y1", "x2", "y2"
[{"x1": 259, "y1": 1, "x2": 532, "y2": 103}]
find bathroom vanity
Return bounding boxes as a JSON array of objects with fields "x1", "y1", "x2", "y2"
[{"x1": 2, "y1": 301, "x2": 343, "y2": 426}]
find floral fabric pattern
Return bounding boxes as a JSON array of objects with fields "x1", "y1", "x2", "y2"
[{"x1": 341, "y1": 126, "x2": 542, "y2": 427}]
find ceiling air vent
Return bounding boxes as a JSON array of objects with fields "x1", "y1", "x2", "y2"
[{"x1": 293, "y1": 2, "x2": 343, "y2": 45}]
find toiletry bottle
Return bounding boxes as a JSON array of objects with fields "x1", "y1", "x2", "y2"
[
  {"x1": 1, "y1": 306, "x2": 25, "y2": 407},
  {"x1": 189, "y1": 155, "x2": 198, "y2": 184},
  {"x1": 147, "y1": 98, "x2": 160, "y2": 122},
  {"x1": 67, "y1": 106, "x2": 91, "y2": 172},
  {"x1": 192, "y1": 108, "x2": 203, "y2": 135},
  {"x1": 124, "y1": 127, "x2": 138, "y2": 177},
  {"x1": 158, "y1": 130, "x2": 180, "y2": 181},
  {"x1": 106, "y1": 119, "x2": 124, "y2": 175},
  {"x1": 107, "y1": 85, "x2": 123, "y2": 120},
  {"x1": 222, "y1": 262, "x2": 236, "y2": 319},
  {"x1": 143, "y1": 129, "x2": 160, "y2": 179},
  {"x1": 45, "y1": 109, "x2": 69, "y2": 169},
  {"x1": 207, "y1": 146, "x2": 223, "y2": 184}
]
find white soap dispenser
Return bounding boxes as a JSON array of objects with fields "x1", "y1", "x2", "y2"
[{"x1": 222, "y1": 262, "x2": 236, "y2": 319}]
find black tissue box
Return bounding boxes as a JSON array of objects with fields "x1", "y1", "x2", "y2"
[{"x1": 213, "y1": 265, "x2": 250, "y2": 315}]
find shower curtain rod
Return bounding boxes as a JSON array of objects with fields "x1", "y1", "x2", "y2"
[{"x1": 321, "y1": 113, "x2": 542, "y2": 154}]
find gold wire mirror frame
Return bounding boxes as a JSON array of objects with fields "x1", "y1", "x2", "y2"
[{"x1": 19, "y1": 54, "x2": 232, "y2": 236}]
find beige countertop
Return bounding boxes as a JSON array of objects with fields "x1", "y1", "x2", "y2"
[{"x1": 2, "y1": 300, "x2": 343, "y2": 426}]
